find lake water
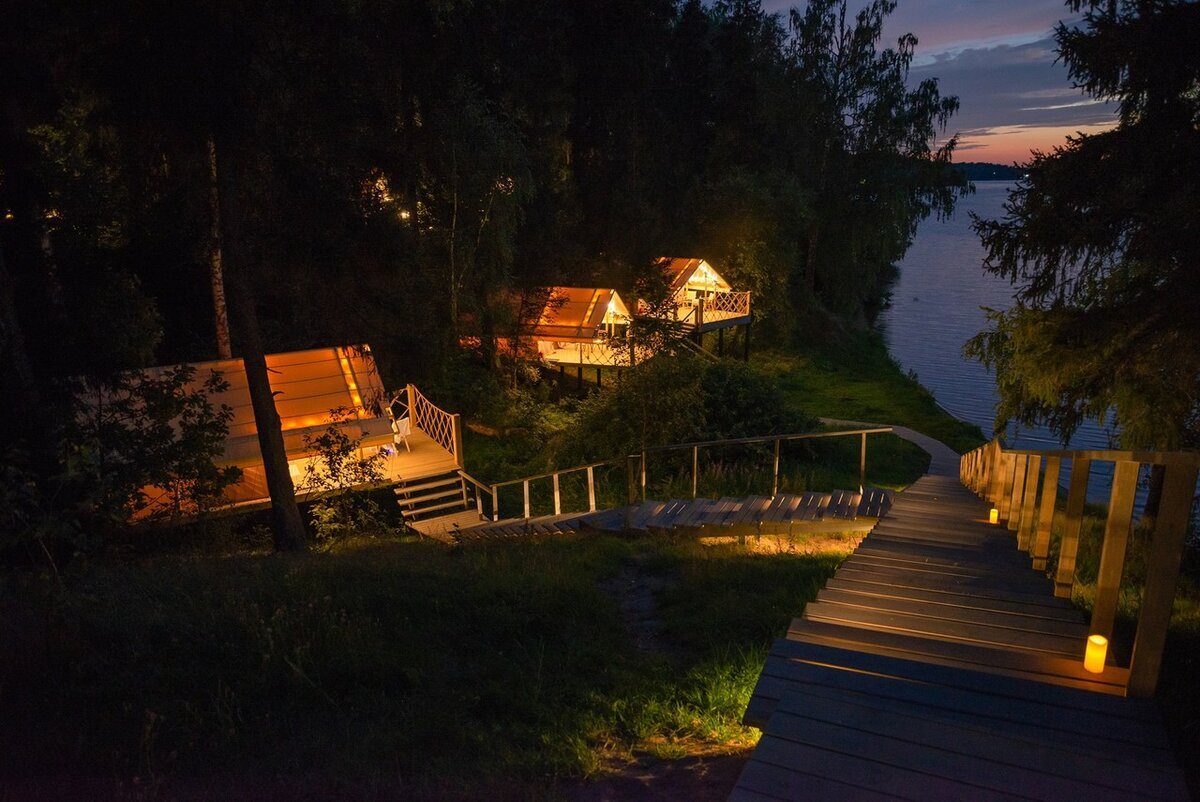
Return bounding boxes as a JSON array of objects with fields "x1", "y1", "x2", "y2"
[{"x1": 879, "y1": 181, "x2": 1120, "y2": 500}]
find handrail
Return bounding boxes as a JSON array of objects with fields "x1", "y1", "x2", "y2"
[
  {"x1": 457, "y1": 469, "x2": 495, "y2": 519},
  {"x1": 960, "y1": 439, "x2": 1200, "y2": 697},
  {"x1": 491, "y1": 459, "x2": 619, "y2": 491},
  {"x1": 631, "y1": 427, "x2": 892, "y2": 455}
]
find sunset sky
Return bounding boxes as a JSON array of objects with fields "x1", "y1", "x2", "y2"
[{"x1": 762, "y1": 0, "x2": 1118, "y2": 164}]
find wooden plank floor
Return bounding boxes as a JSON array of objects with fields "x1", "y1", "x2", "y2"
[{"x1": 732, "y1": 473, "x2": 1188, "y2": 801}]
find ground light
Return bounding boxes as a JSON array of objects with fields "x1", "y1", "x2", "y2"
[
  {"x1": 989, "y1": 507, "x2": 999, "y2": 524},
  {"x1": 1084, "y1": 634, "x2": 1108, "y2": 673}
]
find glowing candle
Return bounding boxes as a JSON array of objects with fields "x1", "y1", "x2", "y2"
[
  {"x1": 989, "y1": 507, "x2": 999, "y2": 524},
  {"x1": 1084, "y1": 634, "x2": 1108, "y2": 673}
]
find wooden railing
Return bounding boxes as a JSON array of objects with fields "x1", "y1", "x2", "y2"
[
  {"x1": 704, "y1": 289, "x2": 751, "y2": 317},
  {"x1": 406, "y1": 383, "x2": 464, "y2": 467},
  {"x1": 480, "y1": 426, "x2": 891, "y2": 524},
  {"x1": 628, "y1": 427, "x2": 891, "y2": 504},
  {"x1": 961, "y1": 440, "x2": 1200, "y2": 697},
  {"x1": 488, "y1": 460, "x2": 615, "y2": 521}
]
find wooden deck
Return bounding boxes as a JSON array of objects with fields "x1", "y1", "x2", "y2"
[
  {"x1": 732, "y1": 473, "x2": 1188, "y2": 800},
  {"x1": 378, "y1": 428, "x2": 459, "y2": 483}
]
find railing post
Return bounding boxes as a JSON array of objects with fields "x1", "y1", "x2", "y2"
[
  {"x1": 451, "y1": 413, "x2": 464, "y2": 468},
  {"x1": 1018, "y1": 455, "x2": 1041, "y2": 550},
  {"x1": 552, "y1": 472, "x2": 561, "y2": 516},
  {"x1": 859, "y1": 432, "x2": 867, "y2": 494},
  {"x1": 773, "y1": 438, "x2": 781, "y2": 497},
  {"x1": 587, "y1": 466, "x2": 596, "y2": 512},
  {"x1": 1008, "y1": 454, "x2": 1027, "y2": 532},
  {"x1": 692, "y1": 445, "x2": 699, "y2": 499},
  {"x1": 1089, "y1": 460, "x2": 1140, "y2": 641},
  {"x1": 640, "y1": 450, "x2": 647, "y2": 502},
  {"x1": 523, "y1": 479, "x2": 531, "y2": 520},
  {"x1": 1032, "y1": 456, "x2": 1060, "y2": 570},
  {"x1": 1128, "y1": 462, "x2": 1199, "y2": 697},
  {"x1": 406, "y1": 383, "x2": 417, "y2": 423},
  {"x1": 988, "y1": 441, "x2": 1005, "y2": 504},
  {"x1": 491, "y1": 484, "x2": 499, "y2": 521},
  {"x1": 1055, "y1": 457, "x2": 1091, "y2": 598}
]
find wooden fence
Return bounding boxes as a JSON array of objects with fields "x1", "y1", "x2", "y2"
[{"x1": 961, "y1": 440, "x2": 1199, "y2": 697}]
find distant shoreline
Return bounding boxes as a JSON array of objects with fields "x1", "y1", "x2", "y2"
[{"x1": 953, "y1": 162, "x2": 1024, "y2": 181}]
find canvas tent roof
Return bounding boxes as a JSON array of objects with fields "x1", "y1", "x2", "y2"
[
  {"x1": 656, "y1": 257, "x2": 732, "y2": 293},
  {"x1": 134, "y1": 346, "x2": 388, "y2": 461},
  {"x1": 530, "y1": 287, "x2": 631, "y2": 343}
]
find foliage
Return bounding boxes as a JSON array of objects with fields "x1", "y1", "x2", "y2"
[
  {"x1": 298, "y1": 408, "x2": 389, "y2": 546},
  {"x1": 63, "y1": 366, "x2": 239, "y2": 529},
  {"x1": 561, "y1": 355, "x2": 815, "y2": 464},
  {"x1": 968, "y1": 0, "x2": 1200, "y2": 449}
]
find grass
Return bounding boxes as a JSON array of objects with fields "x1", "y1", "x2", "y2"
[
  {"x1": 756, "y1": 329, "x2": 986, "y2": 455},
  {"x1": 0, "y1": 530, "x2": 852, "y2": 798}
]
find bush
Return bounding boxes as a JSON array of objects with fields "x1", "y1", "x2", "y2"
[{"x1": 299, "y1": 409, "x2": 392, "y2": 547}]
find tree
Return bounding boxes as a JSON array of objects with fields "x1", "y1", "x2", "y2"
[
  {"x1": 787, "y1": 0, "x2": 964, "y2": 318},
  {"x1": 968, "y1": 0, "x2": 1200, "y2": 452}
]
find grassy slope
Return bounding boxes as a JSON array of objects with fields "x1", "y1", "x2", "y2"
[
  {"x1": 756, "y1": 330, "x2": 986, "y2": 455},
  {"x1": 0, "y1": 534, "x2": 849, "y2": 798}
]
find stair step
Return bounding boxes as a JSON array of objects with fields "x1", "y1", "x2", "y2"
[
  {"x1": 401, "y1": 498, "x2": 470, "y2": 519},
  {"x1": 394, "y1": 475, "x2": 460, "y2": 495},
  {"x1": 395, "y1": 486, "x2": 463, "y2": 508}
]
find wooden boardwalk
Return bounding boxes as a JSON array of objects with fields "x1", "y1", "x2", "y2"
[{"x1": 732, "y1": 473, "x2": 1188, "y2": 800}]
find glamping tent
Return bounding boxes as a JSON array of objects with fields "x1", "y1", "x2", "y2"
[
  {"x1": 127, "y1": 345, "x2": 462, "y2": 514},
  {"x1": 645, "y1": 257, "x2": 752, "y2": 332},
  {"x1": 528, "y1": 286, "x2": 634, "y2": 367}
]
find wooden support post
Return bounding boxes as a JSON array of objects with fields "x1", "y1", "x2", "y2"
[
  {"x1": 1017, "y1": 455, "x2": 1041, "y2": 550},
  {"x1": 743, "y1": 318, "x2": 752, "y2": 362},
  {"x1": 1055, "y1": 457, "x2": 1091, "y2": 598},
  {"x1": 692, "y1": 446, "x2": 699, "y2": 499},
  {"x1": 577, "y1": 364, "x2": 583, "y2": 390},
  {"x1": 452, "y1": 413, "x2": 464, "y2": 468},
  {"x1": 552, "y1": 472, "x2": 561, "y2": 516},
  {"x1": 491, "y1": 484, "x2": 499, "y2": 521},
  {"x1": 587, "y1": 466, "x2": 596, "y2": 512},
  {"x1": 1128, "y1": 463, "x2": 1200, "y2": 697},
  {"x1": 988, "y1": 442, "x2": 1005, "y2": 504},
  {"x1": 718, "y1": 326, "x2": 725, "y2": 357},
  {"x1": 859, "y1": 432, "x2": 867, "y2": 494},
  {"x1": 596, "y1": 368, "x2": 602, "y2": 388},
  {"x1": 772, "y1": 438, "x2": 781, "y2": 497},
  {"x1": 640, "y1": 450, "x2": 647, "y2": 502},
  {"x1": 523, "y1": 479, "x2": 531, "y2": 520},
  {"x1": 1032, "y1": 456, "x2": 1060, "y2": 570},
  {"x1": 998, "y1": 452, "x2": 1017, "y2": 521},
  {"x1": 1008, "y1": 454, "x2": 1027, "y2": 531},
  {"x1": 1089, "y1": 460, "x2": 1140, "y2": 641}
]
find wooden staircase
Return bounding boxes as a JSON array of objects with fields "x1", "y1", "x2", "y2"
[
  {"x1": 393, "y1": 471, "x2": 482, "y2": 539},
  {"x1": 730, "y1": 473, "x2": 1188, "y2": 800},
  {"x1": 452, "y1": 488, "x2": 892, "y2": 543}
]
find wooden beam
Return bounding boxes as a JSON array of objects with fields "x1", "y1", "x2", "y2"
[
  {"x1": 692, "y1": 445, "x2": 699, "y2": 499},
  {"x1": 773, "y1": 438, "x2": 782, "y2": 497},
  {"x1": 1089, "y1": 460, "x2": 1140, "y2": 641},
  {"x1": 1007, "y1": 454, "x2": 1027, "y2": 532},
  {"x1": 1018, "y1": 454, "x2": 1041, "y2": 551},
  {"x1": 1055, "y1": 458, "x2": 1091, "y2": 598},
  {"x1": 587, "y1": 465, "x2": 596, "y2": 512},
  {"x1": 523, "y1": 479, "x2": 531, "y2": 519},
  {"x1": 1032, "y1": 456, "x2": 1060, "y2": 570},
  {"x1": 860, "y1": 432, "x2": 867, "y2": 494},
  {"x1": 552, "y1": 472, "x2": 561, "y2": 516},
  {"x1": 1128, "y1": 463, "x2": 1200, "y2": 697}
]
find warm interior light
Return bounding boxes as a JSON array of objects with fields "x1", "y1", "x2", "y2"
[
  {"x1": 1084, "y1": 634, "x2": 1108, "y2": 673},
  {"x1": 989, "y1": 507, "x2": 999, "y2": 524}
]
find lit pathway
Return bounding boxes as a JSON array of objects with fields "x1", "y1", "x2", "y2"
[{"x1": 730, "y1": 426, "x2": 1188, "y2": 801}]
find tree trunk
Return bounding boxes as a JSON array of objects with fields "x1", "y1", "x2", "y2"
[
  {"x1": 207, "y1": 136, "x2": 232, "y2": 359},
  {"x1": 215, "y1": 144, "x2": 307, "y2": 551}
]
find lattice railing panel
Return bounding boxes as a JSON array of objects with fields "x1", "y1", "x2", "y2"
[
  {"x1": 707, "y1": 290, "x2": 750, "y2": 316},
  {"x1": 410, "y1": 385, "x2": 457, "y2": 458}
]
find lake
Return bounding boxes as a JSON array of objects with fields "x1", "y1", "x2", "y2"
[{"x1": 879, "y1": 181, "x2": 1119, "y2": 500}]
